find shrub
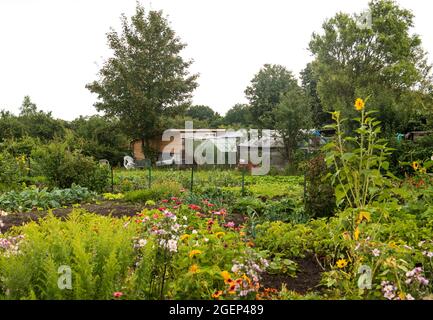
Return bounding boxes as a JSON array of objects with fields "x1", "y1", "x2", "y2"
[
  {"x1": 304, "y1": 154, "x2": 336, "y2": 218},
  {"x1": 31, "y1": 142, "x2": 110, "y2": 192},
  {"x1": 0, "y1": 151, "x2": 27, "y2": 191}
]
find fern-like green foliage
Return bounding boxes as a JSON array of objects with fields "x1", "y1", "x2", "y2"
[{"x1": 0, "y1": 210, "x2": 139, "y2": 299}]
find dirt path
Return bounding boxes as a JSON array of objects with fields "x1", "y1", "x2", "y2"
[{"x1": 0, "y1": 201, "x2": 143, "y2": 233}]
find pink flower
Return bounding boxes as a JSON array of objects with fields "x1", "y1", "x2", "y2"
[
  {"x1": 225, "y1": 221, "x2": 235, "y2": 228},
  {"x1": 161, "y1": 199, "x2": 168, "y2": 203},
  {"x1": 113, "y1": 292, "x2": 123, "y2": 298}
]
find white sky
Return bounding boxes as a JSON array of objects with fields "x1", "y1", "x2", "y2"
[{"x1": 0, "y1": 0, "x2": 432, "y2": 120}]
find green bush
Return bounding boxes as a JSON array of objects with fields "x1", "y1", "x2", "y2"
[
  {"x1": 31, "y1": 142, "x2": 110, "y2": 192},
  {"x1": 304, "y1": 154, "x2": 336, "y2": 218},
  {"x1": 0, "y1": 151, "x2": 27, "y2": 192},
  {"x1": 124, "y1": 181, "x2": 182, "y2": 203}
]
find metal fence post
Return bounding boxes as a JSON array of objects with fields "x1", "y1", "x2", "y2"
[{"x1": 190, "y1": 165, "x2": 194, "y2": 193}]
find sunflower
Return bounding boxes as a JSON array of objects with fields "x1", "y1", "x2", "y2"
[
  {"x1": 355, "y1": 98, "x2": 365, "y2": 111},
  {"x1": 336, "y1": 259, "x2": 348, "y2": 268},
  {"x1": 412, "y1": 161, "x2": 420, "y2": 171}
]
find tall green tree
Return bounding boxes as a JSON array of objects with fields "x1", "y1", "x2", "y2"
[
  {"x1": 223, "y1": 104, "x2": 252, "y2": 127},
  {"x1": 185, "y1": 105, "x2": 218, "y2": 121},
  {"x1": 245, "y1": 64, "x2": 297, "y2": 128},
  {"x1": 86, "y1": 5, "x2": 198, "y2": 158},
  {"x1": 18, "y1": 96, "x2": 65, "y2": 141},
  {"x1": 309, "y1": 0, "x2": 433, "y2": 132},
  {"x1": 275, "y1": 82, "x2": 312, "y2": 163},
  {"x1": 300, "y1": 63, "x2": 330, "y2": 128}
]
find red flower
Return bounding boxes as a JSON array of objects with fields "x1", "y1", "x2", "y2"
[
  {"x1": 113, "y1": 291, "x2": 123, "y2": 298},
  {"x1": 161, "y1": 199, "x2": 168, "y2": 203},
  {"x1": 158, "y1": 207, "x2": 166, "y2": 211},
  {"x1": 171, "y1": 197, "x2": 178, "y2": 201},
  {"x1": 189, "y1": 204, "x2": 202, "y2": 211}
]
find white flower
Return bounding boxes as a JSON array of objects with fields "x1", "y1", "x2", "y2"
[
  {"x1": 0, "y1": 220, "x2": 4, "y2": 228},
  {"x1": 0, "y1": 210, "x2": 9, "y2": 217},
  {"x1": 138, "y1": 239, "x2": 147, "y2": 247},
  {"x1": 372, "y1": 249, "x2": 381, "y2": 257},
  {"x1": 167, "y1": 239, "x2": 178, "y2": 253},
  {"x1": 203, "y1": 238, "x2": 209, "y2": 242},
  {"x1": 406, "y1": 294, "x2": 415, "y2": 300},
  {"x1": 192, "y1": 230, "x2": 198, "y2": 234},
  {"x1": 231, "y1": 264, "x2": 240, "y2": 273},
  {"x1": 183, "y1": 216, "x2": 188, "y2": 221}
]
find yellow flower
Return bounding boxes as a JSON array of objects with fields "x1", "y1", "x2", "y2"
[
  {"x1": 357, "y1": 211, "x2": 371, "y2": 224},
  {"x1": 189, "y1": 264, "x2": 199, "y2": 273},
  {"x1": 180, "y1": 234, "x2": 190, "y2": 241},
  {"x1": 242, "y1": 273, "x2": 251, "y2": 284},
  {"x1": 212, "y1": 290, "x2": 223, "y2": 299},
  {"x1": 189, "y1": 249, "x2": 202, "y2": 258},
  {"x1": 354, "y1": 227, "x2": 360, "y2": 241},
  {"x1": 221, "y1": 271, "x2": 231, "y2": 281},
  {"x1": 240, "y1": 231, "x2": 246, "y2": 237},
  {"x1": 412, "y1": 161, "x2": 420, "y2": 171},
  {"x1": 336, "y1": 259, "x2": 348, "y2": 268},
  {"x1": 354, "y1": 98, "x2": 365, "y2": 111},
  {"x1": 331, "y1": 111, "x2": 341, "y2": 121},
  {"x1": 215, "y1": 232, "x2": 225, "y2": 238}
]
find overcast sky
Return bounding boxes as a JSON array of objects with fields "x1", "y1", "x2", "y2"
[{"x1": 0, "y1": 0, "x2": 432, "y2": 120}]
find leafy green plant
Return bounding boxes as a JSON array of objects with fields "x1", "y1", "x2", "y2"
[
  {"x1": 123, "y1": 181, "x2": 182, "y2": 203},
  {"x1": 0, "y1": 185, "x2": 97, "y2": 212},
  {"x1": 323, "y1": 98, "x2": 395, "y2": 210},
  {"x1": 0, "y1": 211, "x2": 138, "y2": 299},
  {"x1": 304, "y1": 154, "x2": 336, "y2": 218},
  {"x1": 31, "y1": 142, "x2": 110, "y2": 192}
]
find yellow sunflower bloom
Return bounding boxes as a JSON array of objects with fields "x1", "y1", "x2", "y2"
[
  {"x1": 215, "y1": 232, "x2": 225, "y2": 238},
  {"x1": 412, "y1": 161, "x2": 420, "y2": 171},
  {"x1": 355, "y1": 98, "x2": 365, "y2": 111}
]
